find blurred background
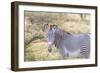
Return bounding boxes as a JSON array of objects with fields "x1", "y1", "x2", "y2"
[{"x1": 24, "y1": 11, "x2": 90, "y2": 61}]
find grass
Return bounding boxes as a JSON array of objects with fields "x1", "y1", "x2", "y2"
[{"x1": 24, "y1": 40, "x2": 61, "y2": 61}]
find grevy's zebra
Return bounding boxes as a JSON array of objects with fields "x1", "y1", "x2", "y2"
[{"x1": 43, "y1": 24, "x2": 90, "y2": 59}]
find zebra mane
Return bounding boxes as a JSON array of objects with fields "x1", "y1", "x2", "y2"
[
  {"x1": 53, "y1": 28, "x2": 71, "y2": 48},
  {"x1": 56, "y1": 27, "x2": 72, "y2": 36}
]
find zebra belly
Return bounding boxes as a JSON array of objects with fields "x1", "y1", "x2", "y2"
[
  {"x1": 63, "y1": 45, "x2": 81, "y2": 57},
  {"x1": 68, "y1": 49, "x2": 81, "y2": 57}
]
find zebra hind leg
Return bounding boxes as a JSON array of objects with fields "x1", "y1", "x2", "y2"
[{"x1": 80, "y1": 48, "x2": 90, "y2": 58}]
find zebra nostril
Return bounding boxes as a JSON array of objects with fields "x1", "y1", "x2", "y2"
[{"x1": 48, "y1": 48, "x2": 52, "y2": 53}]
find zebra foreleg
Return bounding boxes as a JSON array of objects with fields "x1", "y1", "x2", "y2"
[
  {"x1": 59, "y1": 48, "x2": 69, "y2": 59},
  {"x1": 48, "y1": 45, "x2": 52, "y2": 53}
]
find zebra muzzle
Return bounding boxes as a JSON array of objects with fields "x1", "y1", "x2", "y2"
[
  {"x1": 48, "y1": 48, "x2": 52, "y2": 53},
  {"x1": 48, "y1": 45, "x2": 52, "y2": 53}
]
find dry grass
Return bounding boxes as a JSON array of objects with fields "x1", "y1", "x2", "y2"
[{"x1": 25, "y1": 41, "x2": 61, "y2": 61}]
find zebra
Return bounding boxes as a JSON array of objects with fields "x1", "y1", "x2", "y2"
[{"x1": 43, "y1": 23, "x2": 90, "y2": 59}]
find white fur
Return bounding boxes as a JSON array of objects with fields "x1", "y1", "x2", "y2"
[
  {"x1": 68, "y1": 49, "x2": 81, "y2": 57},
  {"x1": 63, "y1": 47, "x2": 80, "y2": 57},
  {"x1": 48, "y1": 42, "x2": 52, "y2": 45}
]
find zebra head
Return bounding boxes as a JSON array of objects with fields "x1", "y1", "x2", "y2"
[
  {"x1": 47, "y1": 25, "x2": 58, "y2": 52},
  {"x1": 43, "y1": 23, "x2": 58, "y2": 52}
]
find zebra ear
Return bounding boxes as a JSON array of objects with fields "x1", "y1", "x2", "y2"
[
  {"x1": 53, "y1": 24, "x2": 57, "y2": 28},
  {"x1": 50, "y1": 25, "x2": 53, "y2": 30}
]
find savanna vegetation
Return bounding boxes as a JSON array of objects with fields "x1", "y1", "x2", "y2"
[{"x1": 24, "y1": 11, "x2": 90, "y2": 61}]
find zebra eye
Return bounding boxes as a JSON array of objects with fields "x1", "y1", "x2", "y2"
[{"x1": 50, "y1": 25, "x2": 53, "y2": 30}]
